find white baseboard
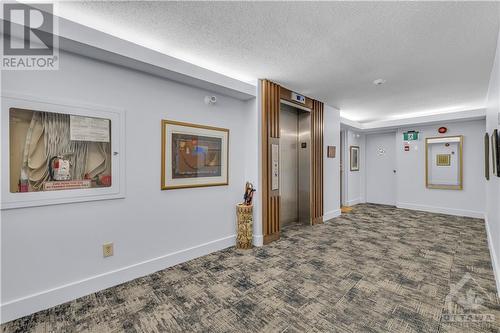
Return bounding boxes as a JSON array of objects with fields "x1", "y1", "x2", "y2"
[
  {"x1": 253, "y1": 234, "x2": 263, "y2": 247},
  {"x1": 0, "y1": 235, "x2": 236, "y2": 324},
  {"x1": 485, "y1": 216, "x2": 500, "y2": 297},
  {"x1": 323, "y1": 209, "x2": 341, "y2": 222},
  {"x1": 346, "y1": 198, "x2": 362, "y2": 206},
  {"x1": 396, "y1": 202, "x2": 485, "y2": 219}
]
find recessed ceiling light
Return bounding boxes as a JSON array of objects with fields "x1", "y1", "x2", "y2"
[{"x1": 373, "y1": 79, "x2": 386, "y2": 86}]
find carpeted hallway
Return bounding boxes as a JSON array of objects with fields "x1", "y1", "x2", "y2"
[{"x1": 2, "y1": 204, "x2": 500, "y2": 332}]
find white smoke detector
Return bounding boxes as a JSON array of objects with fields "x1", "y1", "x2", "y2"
[{"x1": 373, "y1": 79, "x2": 386, "y2": 86}]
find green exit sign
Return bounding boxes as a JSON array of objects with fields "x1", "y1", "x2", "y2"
[{"x1": 403, "y1": 131, "x2": 419, "y2": 141}]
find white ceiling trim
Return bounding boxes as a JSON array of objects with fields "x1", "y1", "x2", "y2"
[{"x1": 341, "y1": 108, "x2": 486, "y2": 132}]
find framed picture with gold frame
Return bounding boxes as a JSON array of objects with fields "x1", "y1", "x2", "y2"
[
  {"x1": 425, "y1": 135, "x2": 463, "y2": 190},
  {"x1": 161, "y1": 120, "x2": 229, "y2": 190},
  {"x1": 485, "y1": 132, "x2": 490, "y2": 180},
  {"x1": 492, "y1": 129, "x2": 499, "y2": 177},
  {"x1": 350, "y1": 146, "x2": 360, "y2": 171}
]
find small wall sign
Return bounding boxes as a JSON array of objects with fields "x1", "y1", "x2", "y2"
[
  {"x1": 291, "y1": 92, "x2": 306, "y2": 104},
  {"x1": 403, "y1": 131, "x2": 419, "y2": 141}
]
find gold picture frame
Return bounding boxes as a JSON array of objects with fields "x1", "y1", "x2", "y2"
[
  {"x1": 425, "y1": 135, "x2": 463, "y2": 190},
  {"x1": 161, "y1": 120, "x2": 229, "y2": 190},
  {"x1": 350, "y1": 146, "x2": 360, "y2": 171},
  {"x1": 492, "y1": 129, "x2": 499, "y2": 177},
  {"x1": 485, "y1": 132, "x2": 490, "y2": 180},
  {"x1": 436, "y1": 154, "x2": 451, "y2": 166}
]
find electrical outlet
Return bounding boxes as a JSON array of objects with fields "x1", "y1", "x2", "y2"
[{"x1": 103, "y1": 243, "x2": 114, "y2": 257}]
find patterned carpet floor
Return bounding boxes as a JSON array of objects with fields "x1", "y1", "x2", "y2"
[{"x1": 2, "y1": 204, "x2": 500, "y2": 332}]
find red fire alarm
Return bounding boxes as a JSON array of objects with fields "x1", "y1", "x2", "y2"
[
  {"x1": 438, "y1": 127, "x2": 447, "y2": 134},
  {"x1": 404, "y1": 143, "x2": 410, "y2": 151}
]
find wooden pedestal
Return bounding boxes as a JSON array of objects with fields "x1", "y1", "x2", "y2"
[{"x1": 236, "y1": 204, "x2": 253, "y2": 249}]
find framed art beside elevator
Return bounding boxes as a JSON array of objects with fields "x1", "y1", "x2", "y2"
[
  {"x1": 1, "y1": 92, "x2": 126, "y2": 209},
  {"x1": 161, "y1": 120, "x2": 229, "y2": 190},
  {"x1": 350, "y1": 146, "x2": 360, "y2": 171},
  {"x1": 327, "y1": 146, "x2": 336, "y2": 158},
  {"x1": 425, "y1": 136, "x2": 463, "y2": 190}
]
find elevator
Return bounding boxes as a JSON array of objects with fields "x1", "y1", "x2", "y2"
[
  {"x1": 261, "y1": 80, "x2": 324, "y2": 244},
  {"x1": 279, "y1": 102, "x2": 311, "y2": 226}
]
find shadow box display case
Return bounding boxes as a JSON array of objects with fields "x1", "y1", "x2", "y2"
[{"x1": 1, "y1": 92, "x2": 126, "y2": 209}]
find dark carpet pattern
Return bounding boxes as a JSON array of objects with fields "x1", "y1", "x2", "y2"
[{"x1": 2, "y1": 204, "x2": 500, "y2": 332}]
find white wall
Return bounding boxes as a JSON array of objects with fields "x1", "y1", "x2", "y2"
[
  {"x1": 323, "y1": 105, "x2": 341, "y2": 220},
  {"x1": 0, "y1": 51, "x2": 257, "y2": 322},
  {"x1": 485, "y1": 28, "x2": 500, "y2": 294},
  {"x1": 396, "y1": 120, "x2": 486, "y2": 218},
  {"x1": 345, "y1": 129, "x2": 366, "y2": 206}
]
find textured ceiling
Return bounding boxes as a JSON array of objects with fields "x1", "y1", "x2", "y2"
[{"x1": 57, "y1": 1, "x2": 499, "y2": 123}]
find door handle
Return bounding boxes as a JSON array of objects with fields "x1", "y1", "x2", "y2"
[{"x1": 393, "y1": 170, "x2": 397, "y2": 173}]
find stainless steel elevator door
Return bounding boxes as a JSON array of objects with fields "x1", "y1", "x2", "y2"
[
  {"x1": 298, "y1": 111, "x2": 311, "y2": 224},
  {"x1": 280, "y1": 104, "x2": 299, "y2": 225},
  {"x1": 280, "y1": 103, "x2": 311, "y2": 227}
]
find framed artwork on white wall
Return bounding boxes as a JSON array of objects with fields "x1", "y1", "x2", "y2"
[
  {"x1": 492, "y1": 129, "x2": 499, "y2": 177},
  {"x1": 350, "y1": 145, "x2": 360, "y2": 171},
  {"x1": 485, "y1": 132, "x2": 490, "y2": 180},
  {"x1": 161, "y1": 120, "x2": 229, "y2": 190}
]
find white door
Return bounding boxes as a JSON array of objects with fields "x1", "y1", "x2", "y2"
[{"x1": 366, "y1": 132, "x2": 397, "y2": 205}]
